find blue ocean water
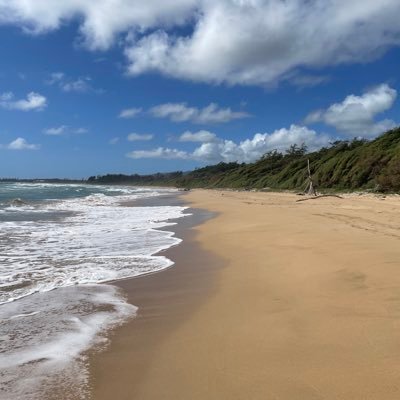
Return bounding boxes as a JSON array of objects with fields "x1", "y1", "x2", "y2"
[
  {"x1": 0, "y1": 182, "x2": 188, "y2": 399},
  {"x1": 0, "y1": 182, "x2": 122, "y2": 203}
]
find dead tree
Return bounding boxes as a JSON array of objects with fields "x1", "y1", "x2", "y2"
[
  {"x1": 303, "y1": 159, "x2": 317, "y2": 196},
  {"x1": 296, "y1": 159, "x2": 344, "y2": 202}
]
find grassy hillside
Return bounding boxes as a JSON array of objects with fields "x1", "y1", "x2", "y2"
[{"x1": 90, "y1": 128, "x2": 400, "y2": 192}]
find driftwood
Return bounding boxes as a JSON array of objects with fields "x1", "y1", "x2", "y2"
[
  {"x1": 303, "y1": 159, "x2": 317, "y2": 196},
  {"x1": 295, "y1": 159, "x2": 344, "y2": 202},
  {"x1": 296, "y1": 194, "x2": 344, "y2": 202}
]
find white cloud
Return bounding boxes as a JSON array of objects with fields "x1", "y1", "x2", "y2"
[
  {"x1": 124, "y1": 0, "x2": 400, "y2": 86},
  {"x1": 0, "y1": 0, "x2": 197, "y2": 50},
  {"x1": 192, "y1": 125, "x2": 330, "y2": 163},
  {"x1": 46, "y1": 72, "x2": 98, "y2": 93},
  {"x1": 305, "y1": 84, "x2": 397, "y2": 137},
  {"x1": 150, "y1": 102, "x2": 250, "y2": 124},
  {"x1": 127, "y1": 133, "x2": 153, "y2": 141},
  {"x1": 3, "y1": 2, "x2": 400, "y2": 86},
  {"x1": 178, "y1": 130, "x2": 218, "y2": 142},
  {"x1": 43, "y1": 126, "x2": 88, "y2": 135},
  {"x1": 6, "y1": 137, "x2": 40, "y2": 150},
  {"x1": 127, "y1": 147, "x2": 188, "y2": 160},
  {"x1": 109, "y1": 137, "x2": 120, "y2": 145},
  {"x1": 44, "y1": 125, "x2": 67, "y2": 135},
  {"x1": 118, "y1": 107, "x2": 142, "y2": 118},
  {"x1": 61, "y1": 78, "x2": 91, "y2": 93},
  {"x1": 0, "y1": 92, "x2": 47, "y2": 111},
  {"x1": 127, "y1": 125, "x2": 330, "y2": 163}
]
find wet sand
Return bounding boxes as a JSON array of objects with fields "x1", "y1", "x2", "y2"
[{"x1": 90, "y1": 190, "x2": 400, "y2": 400}]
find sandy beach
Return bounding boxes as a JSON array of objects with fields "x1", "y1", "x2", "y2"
[{"x1": 90, "y1": 190, "x2": 400, "y2": 400}]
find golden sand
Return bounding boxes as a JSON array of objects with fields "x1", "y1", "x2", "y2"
[{"x1": 90, "y1": 190, "x2": 400, "y2": 399}]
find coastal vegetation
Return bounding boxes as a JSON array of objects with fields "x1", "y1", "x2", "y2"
[{"x1": 89, "y1": 128, "x2": 400, "y2": 193}]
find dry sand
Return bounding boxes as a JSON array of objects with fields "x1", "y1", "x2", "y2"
[{"x1": 90, "y1": 190, "x2": 400, "y2": 400}]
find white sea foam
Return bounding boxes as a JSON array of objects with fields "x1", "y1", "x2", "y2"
[
  {"x1": 0, "y1": 284, "x2": 136, "y2": 400},
  {"x1": 0, "y1": 190, "x2": 189, "y2": 304},
  {"x1": 0, "y1": 185, "x2": 189, "y2": 399}
]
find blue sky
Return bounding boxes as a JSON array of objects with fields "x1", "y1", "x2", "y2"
[{"x1": 0, "y1": 1, "x2": 399, "y2": 179}]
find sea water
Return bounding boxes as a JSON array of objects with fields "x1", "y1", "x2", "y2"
[{"x1": 0, "y1": 182, "x2": 189, "y2": 399}]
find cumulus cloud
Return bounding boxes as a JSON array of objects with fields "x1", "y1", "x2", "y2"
[
  {"x1": 124, "y1": 0, "x2": 400, "y2": 86},
  {"x1": 193, "y1": 125, "x2": 330, "y2": 163},
  {"x1": 0, "y1": 91, "x2": 47, "y2": 111},
  {"x1": 127, "y1": 133, "x2": 153, "y2": 141},
  {"x1": 150, "y1": 102, "x2": 250, "y2": 124},
  {"x1": 128, "y1": 125, "x2": 330, "y2": 163},
  {"x1": 127, "y1": 147, "x2": 188, "y2": 159},
  {"x1": 179, "y1": 130, "x2": 218, "y2": 142},
  {"x1": 118, "y1": 107, "x2": 142, "y2": 118},
  {"x1": 5, "y1": 137, "x2": 40, "y2": 150},
  {"x1": 305, "y1": 84, "x2": 397, "y2": 137},
  {"x1": 0, "y1": 0, "x2": 197, "y2": 50},
  {"x1": 43, "y1": 125, "x2": 67, "y2": 135},
  {"x1": 3, "y1": 1, "x2": 399, "y2": 86}
]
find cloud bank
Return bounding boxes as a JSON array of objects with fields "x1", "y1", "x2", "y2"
[
  {"x1": 127, "y1": 125, "x2": 330, "y2": 163},
  {"x1": 127, "y1": 82, "x2": 398, "y2": 164},
  {"x1": 124, "y1": 0, "x2": 400, "y2": 86},
  {"x1": 0, "y1": 0, "x2": 197, "y2": 49},
  {"x1": 2, "y1": 1, "x2": 400, "y2": 86}
]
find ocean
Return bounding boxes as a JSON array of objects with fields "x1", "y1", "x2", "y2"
[{"x1": 0, "y1": 182, "x2": 189, "y2": 399}]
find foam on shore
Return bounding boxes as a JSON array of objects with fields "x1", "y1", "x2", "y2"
[
  {"x1": 0, "y1": 285, "x2": 136, "y2": 399},
  {"x1": 0, "y1": 184, "x2": 189, "y2": 399}
]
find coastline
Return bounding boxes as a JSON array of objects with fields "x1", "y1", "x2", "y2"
[
  {"x1": 88, "y1": 193, "x2": 223, "y2": 399},
  {"x1": 89, "y1": 189, "x2": 400, "y2": 399}
]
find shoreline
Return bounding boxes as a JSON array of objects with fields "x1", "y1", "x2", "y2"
[
  {"x1": 88, "y1": 194, "x2": 223, "y2": 399},
  {"x1": 89, "y1": 189, "x2": 400, "y2": 399}
]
